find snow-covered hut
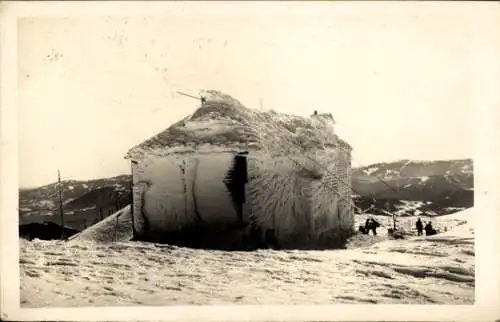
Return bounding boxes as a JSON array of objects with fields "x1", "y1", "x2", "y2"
[{"x1": 124, "y1": 90, "x2": 354, "y2": 250}]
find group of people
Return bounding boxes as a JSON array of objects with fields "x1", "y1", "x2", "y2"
[
  {"x1": 415, "y1": 218, "x2": 437, "y2": 236},
  {"x1": 358, "y1": 216, "x2": 438, "y2": 237},
  {"x1": 358, "y1": 217, "x2": 381, "y2": 235}
]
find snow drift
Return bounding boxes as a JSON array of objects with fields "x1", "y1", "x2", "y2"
[
  {"x1": 125, "y1": 90, "x2": 354, "y2": 250},
  {"x1": 68, "y1": 205, "x2": 132, "y2": 243}
]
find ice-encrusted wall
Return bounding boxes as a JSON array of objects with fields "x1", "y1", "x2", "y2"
[
  {"x1": 131, "y1": 148, "x2": 354, "y2": 249},
  {"x1": 132, "y1": 153, "x2": 238, "y2": 236}
]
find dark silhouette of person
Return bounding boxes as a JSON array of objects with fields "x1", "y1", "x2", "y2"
[
  {"x1": 364, "y1": 218, "x2": 379, "y2": 236},
  {"x1": 364, "y1": 218, "x2": 372, "y2": 235},
  {"x1": 416, "y1": 218, "x2": 423, "y2": 236},
  {"x1": 313, "y1": 110, "x2": 318, "y2": 116},
  {"x1": 370, "y1": 218, "x2": 380, "y2": 236},
  {"x1": 424, "y1": 221, "x2": 436, "y2": 236},
  {"x1": 201, "y1": 96, "x2": 206, "y2": 105}
]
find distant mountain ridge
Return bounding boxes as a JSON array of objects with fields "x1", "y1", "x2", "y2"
[
  {"x1": 19, "y1": 158, "x2": 473, "y2": 230},
  {"x1": 352, "y1": 158, "x2": 473, "y2": 216},
  {"x1": 352, "y1": 158, "x2": 472, "y2": 201},
  {"x1": 19, "y1": 175, "x2": 132, "y2": 230},
  {"x1": 19, "y1": 175, "x2": 131, "y2": 213}
]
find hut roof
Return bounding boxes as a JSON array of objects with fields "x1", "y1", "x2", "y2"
[{"x1": 125, "y1": 90, "x2": 352, "y2": 160}]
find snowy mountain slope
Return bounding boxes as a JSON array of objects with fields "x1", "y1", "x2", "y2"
[
  {"x1": 19, "y1": 175, "x2": 131, "y2": 215},
  {"x1": 19, "y1": 175, "x2": 132, "y2": 231},
  {"x1": 352, "y1": 159, "x2": 472, "y2": 200},
  {"x1": 352, "y1": 196, "x2": 470, "y2": 217},
  {"x1": 20, "y1": 208, "x2": 474, "y2": 306},
  {"x1": 356, "y1": 159, "x2": 472, "y2": 178},
  {"x1": 352, "y1": 159, "x2": 473, "y2": 215}
]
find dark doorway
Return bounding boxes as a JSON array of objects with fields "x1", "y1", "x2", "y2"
[{"x1": 223, "y1": 152, "x2": 249, "y2": 226}]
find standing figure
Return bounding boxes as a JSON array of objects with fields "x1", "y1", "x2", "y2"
[
  {"x1": 416, "y1": 218, "x2": 423, "y2": 236},
  {"x1": 424, "y1": 221, "x2": 435, "y2": 236},
  {"x1": 364, "y1": 218, "x2": 372, "y2": 235},
  {"x1": 371, "y1": 218, "x2": 380, "y2": 236}
]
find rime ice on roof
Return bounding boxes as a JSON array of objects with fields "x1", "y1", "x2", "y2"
[{"x1": 125, "y1": 90, "x2": 351, "y2": 160}]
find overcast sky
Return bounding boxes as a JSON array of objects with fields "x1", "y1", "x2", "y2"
[{"x1": 18, "y1": 3, "x2": 475, "y2": 188}]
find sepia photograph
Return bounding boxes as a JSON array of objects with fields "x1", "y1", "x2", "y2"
[{"x1": 2, "y1": 1, "x2": 500, "y2": 321}]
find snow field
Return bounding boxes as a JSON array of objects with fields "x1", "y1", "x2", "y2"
[{"x1": 20, "y1": 208, "x2": 474, "y2": 306}]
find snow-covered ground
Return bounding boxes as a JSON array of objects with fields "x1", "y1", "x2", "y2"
[
  {"x1": 355, "y1": 208, "x2": 470, "y2": 237},
  {"x1": 19, "y1": 208, "x2": 474, "y2": 307}
]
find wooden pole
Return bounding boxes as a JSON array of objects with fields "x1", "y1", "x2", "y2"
[
  {"x1": 181, "y1": 160, "x2": 187, "y2": 221},
  {"x1": 131, "y1": 160, "x2": 137, "y2": 240},
  {"x1": 57, "y1": 169, "x2": 66, "y2": 240}
]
